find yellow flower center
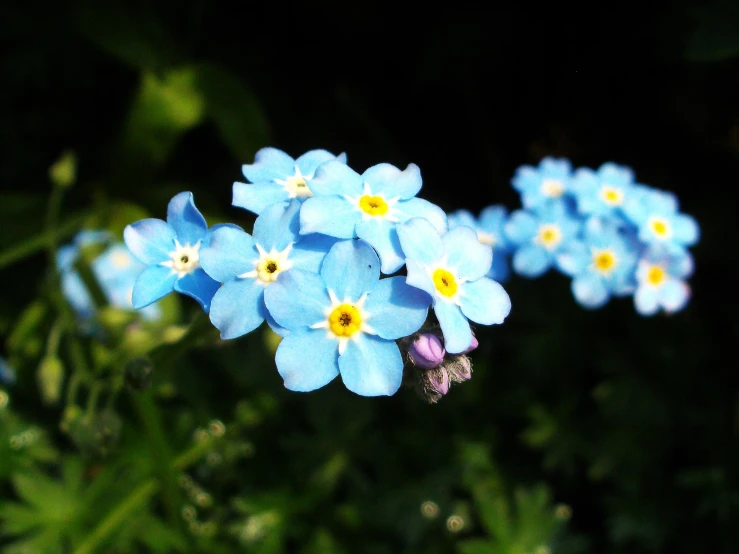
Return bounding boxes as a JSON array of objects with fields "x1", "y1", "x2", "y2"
[
  {"x1": 358, "y1": 195, "x2": 389, "y2": 216},
  {"x1": 593, "y1": 250, "x2": 617, "y2": 274},
  {"x1": 433, "y1": 268, "x2": 458, "y2": 298},
  {"x1": 328, "y1": 304, "x2": 363, "y2": 337},
  {"x1": 541, "y1": 179, "x2": 564, "y2": 197},
  {"x1": 600, "y1": 186, "x2": 623, "y2": 206},
  {"x1": 646, "y1": 265, "x2": 666, "y2": 286},
  {"x1": 284, "y1": 175, "x2": 313, "y2": 198},
  {"x1": 650, "y1": 218, "x2": 671, "y2": 238},
  {"x1": 477, "y1": 232, "x2": 496, "y2": 247},
  {"x1": 256, "y1": 258, "x2": 282, "y2": 283},
  {"x1": 538, "y1": 224, "x2": 562, "y2": 249}
]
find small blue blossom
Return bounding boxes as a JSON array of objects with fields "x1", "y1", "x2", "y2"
[
  {"x1": 233, "y1": 147, "x2": 348, "y2": 215},
  {"x1": 512, "y1": 157, "x2": 573, "y2": 209},
  {"x1": 622, "y1": 185, "x2": 700, "y2": 249},
  {"x1": 448, "y1": 205, "x2": 512, "y2": 283},
  {"x1": 299, "y1": 161, "x2": 447, "y2": 274},
  {"x1": 200, "y1": 200, "x2": 338, "y2": 339},
  {"x1": 0, "y1": 356, "x2": 15, "y2": 385},
  {"x1": 397, "y1": 217, "x2": 511, "y2": 354},
  {"x1": 570, "y1": 162, "x2": 638, "y2": 221},
  {"x1": 634, "y1": 245, "x2": 693, "y2": 316},
  {"x1": 504, "y1": 200, "x2": 582, "y2": 278},
  {"x1": 124, "y1": 192, "x2": 221, "y2": 312},
  {"x1": 264, "y1": 240, "x2": 431, "y2": 396},
  {"x1": 562, "y1": 218, "x2": 638, "y2": 309}
]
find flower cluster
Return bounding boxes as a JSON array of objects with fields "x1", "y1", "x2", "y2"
[
  {"x1": 123, "y1": 148, "x2": 511, "y2": 397},
  {"x1": 449, "y1": 158, "x2": 699, "y2": 315}
]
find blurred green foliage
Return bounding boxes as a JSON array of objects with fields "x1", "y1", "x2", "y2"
[{"x1": 1, "y1": 1, "x2": 738, "y2": 553}]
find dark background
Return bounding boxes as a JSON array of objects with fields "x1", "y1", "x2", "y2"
[{"x1": 2, "y1": 1, "x2": 739, "y2": 552}]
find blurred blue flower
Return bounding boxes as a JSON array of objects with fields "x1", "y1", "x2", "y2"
[
  {"x1": 233, "y1": 147, "x2": 347, "y2": 215},
  {"x1": 504, "y1": 200, "x2": 582, "y2": 278},
  {"x1": 448, "y1": 205, "x2": 512, "y2": 283},
  {"x1": 570, "y1": 162, "x2": 637, "y2": 221},
  {"x1": 397, "y1": 217, "x2": 511, "y2": 354},
  {"x1": 200, "y1": 200, "x2": 338, "y2": 339},
  {"x1": 0, "y1": 356, "x2": 15, "y2": 385},
  {"x1": 58, "y1": 233, "x2": 161, "y2": 322},
  {"x1": 512, "y1": 157, "x2": 573, "y2": 209},
  {"x1": 264, "y1": 240, "x2": 431, "y2": 396},
  {"x1": 634, "y1": 245, "x2": 694, "y2": 316},
  {"x1": 623, "y1": 185, "x2": 700, "y2": 248},
  {"x1": 562, "y1": 218, "x2": 638, "y2": 309},
  {"x1": 124, "y1": 192, "x2": 220, "y2": 312},
  {"x1": 299, "y1": 161, "x2": 447, "y2": 274}
]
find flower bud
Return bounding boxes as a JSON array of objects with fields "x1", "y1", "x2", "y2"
[
  {"x1": 37, "y1": 356, "x2": 64, "y2": 405},
  {"x1": 408, "y1": 333, "x2": 445, "y2": 369},
  {"x1": 462, "y1": 335, "x2": 478, "y2": 354},
  {"x1": 446, "y1": 355, "x2": 472, "y2": 383},
  {"x1": 427, "y1": 367, "x2": 450, "y2": 396}
]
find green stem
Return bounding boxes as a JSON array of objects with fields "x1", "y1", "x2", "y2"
[
  {"x1": 85, "y1": 382, "x2": 102, "y2": 419},
  {"x1": 0, "y1": 213, "x2": 86, "y2": 271},
  {"x1": 72, "y1": 436, "x2": 218, "y2": 554}
]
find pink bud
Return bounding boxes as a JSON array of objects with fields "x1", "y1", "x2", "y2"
[
  {"x1": 462, "y1": 335, "x2": 479, "y2": 354},
  {"x1": 426, "y1": 367, "x2": 450, "y2": 396},
  {"x1": 409, "y1": 333, "x2": 446, "y2": 369}
]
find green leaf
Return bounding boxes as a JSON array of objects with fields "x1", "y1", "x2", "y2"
[{"x1": 457, "y1": 538, "x2": 499, "y2": 554}]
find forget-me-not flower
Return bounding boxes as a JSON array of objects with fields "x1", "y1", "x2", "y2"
[
  {"x1": 570, "y1": 162, "x2": 637, "y2": 220},
  {"x1": 634, "y1": 245, "x2": 693, "y2": 316},
  {"x1": 200, "y1": 200, "x2": 338, "y2": 339},
  {"x1": 512, "y1": 157, "x2": 573, "y2": 209},
  {"x1": 504, "y1": 199, "x2": 582, "y2": 278},
  {"x1": 397, "y1": 217, "x2": 511, "y2": 354},
  {"x1": 448, "y1": 205, "x2": 512, "y2": 283},
  {"x1": 299, "y1": 161, "x2": 447, "y2": 273},
  {"x1": 233, "y1": 147, "x2": 347, "y2": 215},
  {"x1": 622, "y1": 185, "x2": 699, "y2": 249},
  {"x1": 124, "y1": 192, "x2": 220, "y2": 312},
  {"x1": 264, "y1": 240, "x2": 431, "y2": 396}
]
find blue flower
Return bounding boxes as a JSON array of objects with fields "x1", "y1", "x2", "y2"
[
  {"x1": 233, "y1": 147, "x2": 348, "y2": 215},
  {"x1": 562, "y1": 218, "x2": 638, "y2": 309},
  {"x1": 200, "y1": 200, "x2": 338, "y2": 339},
  {"x1": 124, "y1": 192, "x2": 221, "y2": 312},
  {"x1": 58, "y1": 233, "x2": 161, "y2": 321},
  {"x1": 397, "y1": 217, "x2": 511, "y2": 354},
  {"x1": 504, "y1": 200, "x2": 582, "y2": 278},
  {"x1": 512, "y1": 157, "x2": 573, "y2": 209},
  {"x1": 264, "y1": 240, "x2": 431, "y2": 396},
  {"x1": 448, "y1": 205, "x2": 512, "y2": 283},
  {"x1": 0, "y1": 356, "x2": 15, "y2": 386},
  {"x1": 570, "y1": 162, "x2": 638, "y2": 221},
  {"x1": 299, "y1": 161, "x2": 447, "y2": 273},
  {"x1": 634, "y1": 245, "x2": 693, "y2": 316},
  {"x1": 622, "y1": 185, "x2": 700, "y2": 248}
]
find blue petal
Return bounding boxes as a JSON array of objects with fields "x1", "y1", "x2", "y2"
[
  {"x1": 448, "y1": 209, "x2": 478, "y2": 230},
  {"x1": 295, "y1": 149, "x2": 345, "y2": 176},
  {"x1": 572, "y1": 273, "x2": 610, "y2": 309},
  {"x1": 299, "y1": 196, "x2": 359, "y2": 239},
  {"x1": 339, "y1": 334, "x2": 403, "y2": 396},
  {"x1": 208, "y1": 277, "x2": 265, "y2": 338},
  {"x1": 395, "y1": 198, "x2": 448, "y2": 233},
  {"x1": 309, "y1": 161, "x2": 363, "y2": 196},
  {"x1": 504, "y1": 211, "x2": 538, "y2": 245},
  {"x1": 489, "y1": 252, "x2": 510, "y2": 282},
  {"x1": 275, "y1": 330, "x2": 339, "y2": 391},
  {"x1": 265, "y1": 310, "x2": 289, "y2": 337},
  {"x1": 320, "y1": 240, "x2": 380, "y2": 300},
  {"x1": 479, "y1": 205, "x2": 508, "y2": 232},
  {"x1": 356, "y1": 218, "x2": 404, "y2": 274},
  {"x1": 290, "y1": 234, "x2": 341, "y2": 273},
  {"x1": 124, "y1": 219, "x2": 176, "y2": 265},
  {"x1": 459, "y1": 278, "x2": 511, "y2": 325},
  {"x1": 62, "y1": 272, "x2": 94, "y2": 317},
  {"x1": 512, "y1": 244, "x2": 551, "y2": 277},
  {"x1": 660, "y1": 280, "x2": 690, "y2": 313},
  {"x1": 672, "y1": 214, "x2": 699, "y2": 246},
  {"x1": 364, "y1": 276, "x2": 430, "y2": 339},
  {"x1": 397, "y1": 217, "x2": 443, "y2": 266},
  {"x1": 555, "y1": 242, "x2": 589, "y2": 276},
  {"x1": 252, "y1": 199, "x2": 299, "y2": 250},
  {"x1": 132, "y1": 266, "x2": 177, "y2": 309},
  {"x1": 166, "y1": 192, "x2": 208, "y2": 246},
  {"x1": 232, "y1": 181, "x2": 289, "y2": 216},
  {"x1": 634, "y1": 286, "x2": 660, "y2": 316},
  {"x1": 264, "y1": 269, "x2": 330, "y2": 330},
  {"x1": 442, "y1": 226, "x2": 492, "y2": 282},
  {"x1": 362, "y1": 163, "x2": 422, "y2": 200},
  {"x1": 242, "y1": 147, "x2": 295, "y2": 183},
  {"x1": 434, "y1": 300, "x2": 472, "y2": 354},
  {"x1": 405, "y1": 259, "x2": 435, "y2": 297},
  {"x1": 174, "y1": 269, "x2": 220, "y2": 312},
  {"x1": 199, "y1": 226, "x2": 257, "y2": 283}
]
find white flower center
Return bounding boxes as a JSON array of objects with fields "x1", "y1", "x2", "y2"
[
  {"x1": 239, "y1": 243, "x2": 294, "y2": 285},
  {"x1": 275, "y1": 167, "x2": 313, "y2": 199},
  {"x1": 161, "y1": 240, "x2": 201, "y2": 277},
  {"x1": 477, "y1": 231, "x2": 496, "y2": 247},
  {"x1": 541, "y1": 179, "x2": 564, "y2": 197}
]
